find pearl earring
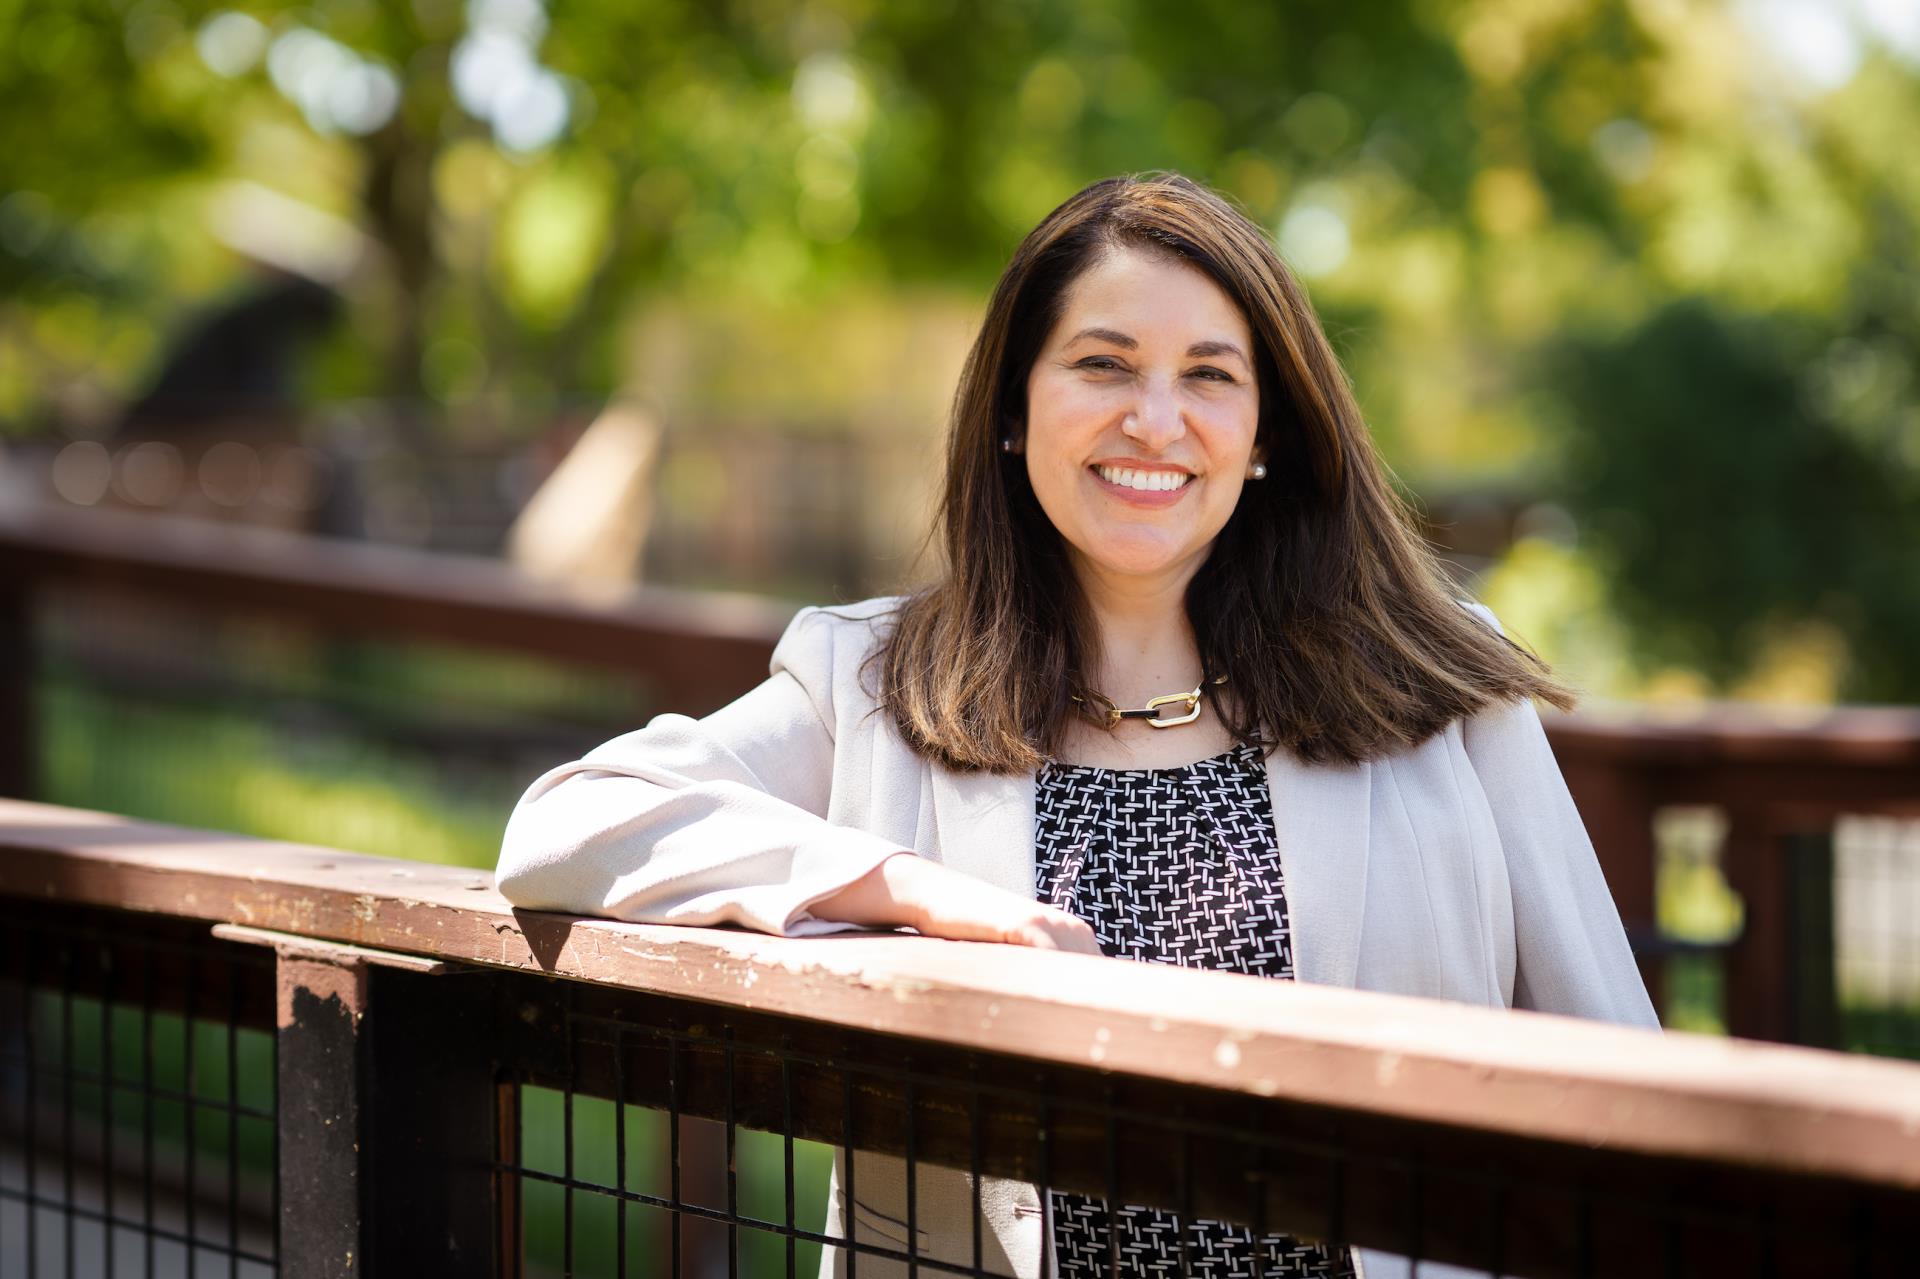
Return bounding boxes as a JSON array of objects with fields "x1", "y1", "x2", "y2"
[
  {"x1": 1249, "y1": 462, "x2": 1268, "y2": 480},
  {"x1": 1001, "y1": 437, "x2": 1018, "y2": 453}
]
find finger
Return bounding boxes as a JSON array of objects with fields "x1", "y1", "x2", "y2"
[
  {"x1": 1061, "y1": 930, "x2": 1104, "y2": 956},
  {"x1": 1006, "y1": 922, "x2": 1064, "y2": 950},
  {"x1": 1042, "y1": 914, "x2": 1100, "y2": 952},
  {"x1": 1034, "y1": 918, "x2": 1102, "y2": 955}
]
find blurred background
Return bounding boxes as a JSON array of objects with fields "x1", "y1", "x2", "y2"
[
  {"x1": 1, "y1": 1, "x2": 1917, "y2": 1271},
  {"x1": 5, "y1": 0, "x2": 1918, "y2": 687}
]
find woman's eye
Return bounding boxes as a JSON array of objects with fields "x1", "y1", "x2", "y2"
[{"x1": 1071, "y1": 357, "x2": 1232, "y2": 381}]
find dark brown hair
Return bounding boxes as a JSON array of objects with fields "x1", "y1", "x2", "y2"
[{"x1": 874, "y1": 172, "x2": 1571, "y2": 772}]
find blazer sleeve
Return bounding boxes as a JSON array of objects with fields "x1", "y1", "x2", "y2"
[
  {"x1": 1459, "y1": 604, "x2": 1661, "y2": 1030},
  {"x1": 493, "y1": 606, "x2": 911, "y2": 937}
]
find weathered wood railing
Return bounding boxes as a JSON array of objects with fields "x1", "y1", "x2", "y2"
[{"x1": 2, "y1": 800, "x2": 1918, "y2": 1277}]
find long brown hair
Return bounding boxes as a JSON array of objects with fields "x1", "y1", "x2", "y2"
[{"x1": 874, "y1": 172, "x2": 1571, "y2": 772}]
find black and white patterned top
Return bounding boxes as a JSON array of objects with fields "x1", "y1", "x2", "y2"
[{"x1": 1033, "y1": 743, "x2": 1357, "y2": 1279}]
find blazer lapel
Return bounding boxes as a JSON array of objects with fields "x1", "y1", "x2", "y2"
[
  {"x1": 930, "y1": 763, "x2": 1038, "y2": 899},
  {"x1": 1266, "y1": 752, "x2": 1372, "y2": 990}
]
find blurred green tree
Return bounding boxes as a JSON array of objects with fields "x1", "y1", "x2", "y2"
[
  {"x1": 1549, "y1": 294, "x2": 1920, "y2": 700},
  {"x1": 1, "y1": 0, "x2": 1915, "y2": 695}
]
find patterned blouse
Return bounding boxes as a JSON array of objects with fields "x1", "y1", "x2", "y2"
[{"x1": 1033, "y1": 743, "x2": 1357, "y2": 1279}]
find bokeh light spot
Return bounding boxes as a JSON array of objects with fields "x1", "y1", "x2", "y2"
[
  {"x1": 196, "y1": 11, "x2": 268, "y2": 79},
  {"x1": 199, "y1": 441, "x2": 262, "y2": 507},
  {"x1": 51, "y1": 441, "x2": 112, "y2": 506},
  {"x1": 1278, "y1": 204, "x2": 1350, "y2": 277},
  {"x1": 116, "y1": 442, "x2": 186, "y2": 507}
]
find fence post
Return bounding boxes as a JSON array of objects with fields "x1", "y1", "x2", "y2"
[
  {"x1": 363, "y1": 964, "x2": 502, "y2": 1273},
  {"x1": 0, "y1": 582, "x2": 36, "y2": 800},
  {"x1": 213, "y1": 924, "x2": 477, "y2": 1276},
  {"x1": 1782, "y1": 828, "x2": 1839, "y2": 1050},
  {"x1": 276, "y1": 951, "x2": 375, "y2": 1277},
  {"x1": 1720, "y1": 811, "x2": 1789, "y2": 1042}
]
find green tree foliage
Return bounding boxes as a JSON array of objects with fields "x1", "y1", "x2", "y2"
[
  {"x1": 1550, "y1": 298, "x2": 1920, "y2": 699},
  {"x1": 1, "y1": 0, "x2": 1916, "y2": 694}
]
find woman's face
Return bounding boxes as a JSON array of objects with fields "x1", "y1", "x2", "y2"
[{"x1": 1022, "y1": 246, "x2": 1263, "y2": 596}]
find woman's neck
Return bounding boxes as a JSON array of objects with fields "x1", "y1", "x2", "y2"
[
  {"x1": 1076, "y1": 563, "x2": 1204, "y2": 705},
  {"x1": 1056, "y1": 556, "x2": 1239, "y2": 770}
]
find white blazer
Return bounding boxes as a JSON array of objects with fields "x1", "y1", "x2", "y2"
[{"x1": 496, "y1": 596, "x2": 1660, "y2": 1279}]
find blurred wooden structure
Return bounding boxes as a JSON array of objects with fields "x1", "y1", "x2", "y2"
[{"x1": 1550, "y1": 707, "x2": 1920, "y2": 1044}]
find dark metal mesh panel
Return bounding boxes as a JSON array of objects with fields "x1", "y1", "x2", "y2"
[
  {"x1": 0, "y1": 901, "x2": 278, "y2": 1277},
  {"x1": 485, "y1": 975, "x2": 1918, "y2": 1279}
]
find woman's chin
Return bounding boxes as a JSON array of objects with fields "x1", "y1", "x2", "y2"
[{"x1": 1069, "y1": 537, "x2": 1211, "y2": 588}]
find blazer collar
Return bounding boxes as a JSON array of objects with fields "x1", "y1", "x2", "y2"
[{"x1": 929, "y1": 751, "x2": 1372, "y2": 991}]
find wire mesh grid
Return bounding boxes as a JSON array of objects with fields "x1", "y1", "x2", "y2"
[
  {"x1": 486, "y1": 977, "x2": 1916, "y2": 1279},
  {"x1": 0, "y1": 901, "x2": 278, "y2": 1278},
  {"x1": 1834, "y1": 815, "x2": 1920, "y2": 1057}
]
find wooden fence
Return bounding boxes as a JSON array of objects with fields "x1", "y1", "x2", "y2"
[{"x1": 1, "y1": 801, "x2": 1917, "y2": 1276}]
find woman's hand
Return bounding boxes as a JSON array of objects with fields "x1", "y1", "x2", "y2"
[{"x1": 812, "y1": 852, "x2": 1104, "y2": 955}]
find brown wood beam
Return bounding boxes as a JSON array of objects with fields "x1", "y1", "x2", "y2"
[{"x1": 0, "y1": 500, "x2": 790, "y2": 715}]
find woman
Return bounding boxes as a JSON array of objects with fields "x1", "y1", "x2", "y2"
[{"x1": 496, "y1": 173, "x2": 1659, "y2": 1279}]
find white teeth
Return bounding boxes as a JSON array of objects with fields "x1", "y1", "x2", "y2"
[{"x1": 1096, "y1": 465, "x2": 1191, "y2": 491}]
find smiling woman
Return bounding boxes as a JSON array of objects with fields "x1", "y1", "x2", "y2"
[
  {"x1": 496, "y1": 173, "x2": 1660, "y2": 1279},
  {"x1": 877, "y1": 174, "x2": 1571, "y2": 776}
]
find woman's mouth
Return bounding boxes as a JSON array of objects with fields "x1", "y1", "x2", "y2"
[
  {"x1": 1098, "y1": 462, "x2": 1182, "y2": 491},
  {"x1": 1090, "y1": 458, "x2": 1190, "y2": 499}
]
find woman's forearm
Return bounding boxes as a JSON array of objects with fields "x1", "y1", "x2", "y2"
[{"x1": 808, "y1": 851, "x2": 929, "y2": 930}]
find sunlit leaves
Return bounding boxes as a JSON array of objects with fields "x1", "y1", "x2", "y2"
[{"x1": 495, "y1": 157, "x2": 614, "y2": 328}]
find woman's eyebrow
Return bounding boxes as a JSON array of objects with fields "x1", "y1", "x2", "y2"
[
  {"x1": 1068, "y1": 326, "x2": 1137, "y2": 348},
  {"x1": 1066, "y1": 328, "x2": 1248, "y2": 366},
  {"x1": 1186, "y1": 339, "x2": 1248, "y2": 364}
]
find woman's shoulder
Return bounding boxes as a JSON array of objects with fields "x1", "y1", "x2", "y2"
[
  {"x1": 1444, "y1": 600, "x2": 1558, "y2": 762},
  {"x1": 1457, "y1": 598, "x2": 1503, "y2": 634},
  {"x1": 809, "y1": 594, "x2": 911, "y2": 626},
  {"x1": 771, "y1": 594, "x2": 908, "y2": 687},
  {"x1": 1356, "y1": 600, "x2": 1534, "y2": 767},
  {"x1": 778, "y1": 593, "x2": 908, "y2": 645}
]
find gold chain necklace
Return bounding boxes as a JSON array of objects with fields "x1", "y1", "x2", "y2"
[{"x1": 1071, "y1": 674, "x2": 1227, "y2": 730}]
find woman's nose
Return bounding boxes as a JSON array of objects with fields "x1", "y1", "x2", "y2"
[{"x1": 1121, "y1": 381, "x2": 1186, "y2": 450}]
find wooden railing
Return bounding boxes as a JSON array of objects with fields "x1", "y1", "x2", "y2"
[
  {"x1": 3, "y1": 499, "x2": 1918, "y2": 1050},
  {"x1": 1, "y1": 800, "x2": 1917, "y2": 1277}
]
